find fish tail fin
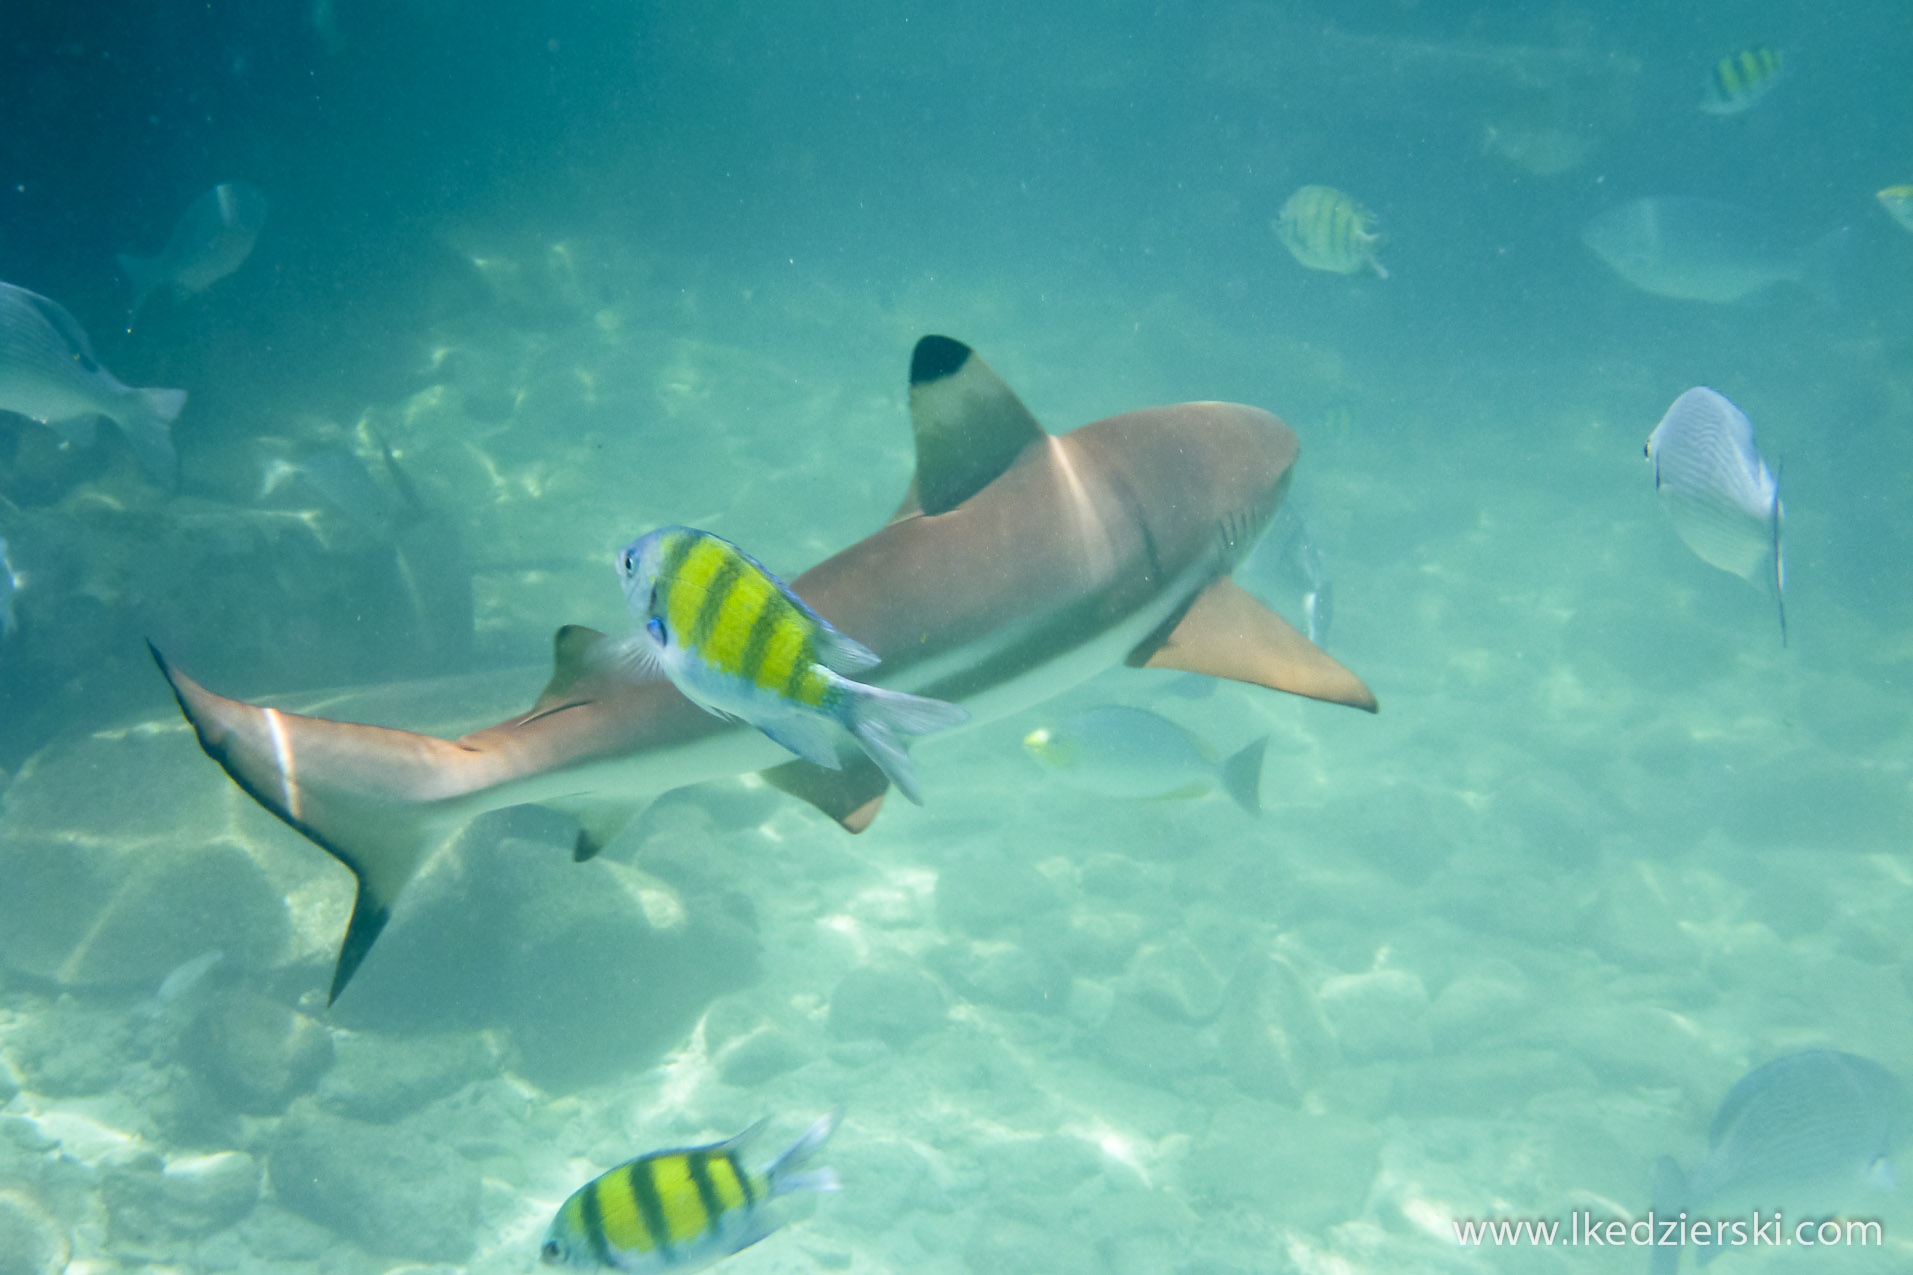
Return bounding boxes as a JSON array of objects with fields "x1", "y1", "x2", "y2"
[
  {"x1": 1648, "y1": 1155, "x2": 1687, "y2": 1275},
  {"x1": 1219, "y1": 735, "x2": 1268, "y2": 816},
  {"x1": 766, "y1": 1109, "x2": 842, "y2": 1198},
  {"x1": 840, "y1": 684, "x2": 969, "y2": 805},
  {"x1": 149, "y1": 643, "x2": 470, "y2": 1003},
  {"x1": 118, "y1": 387, "x2": 185, "y2": 487},
  {"x1": 117, "y1": 252, "x2": 164, "y2": 315}
]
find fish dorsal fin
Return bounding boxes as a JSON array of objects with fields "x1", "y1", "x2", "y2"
[
  {"x1": 760, "y1": 756, "x2": 889, "y2": 832},
  {"x1": 1131, "y1": 578, "x2": 1379, "y2": 713},
  {"x1": 523, "y1": 625, "x2": 619, "y2": 722},
  {"x1": 892, "y1": 336, "x2": 1045, "y2": 520}
]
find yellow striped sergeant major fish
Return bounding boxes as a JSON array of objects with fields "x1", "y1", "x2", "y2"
[
  {"x1": 1701, "y1": 45, "x2": 1783, "y2": 115},
  {"x1": 542, "y1": 1110, "x2": 839, "y2": 1271},
  {"x1": 612, "y1": 526, "x2": 969, "y2": 805},
  {"x1": 1273, "y1": 185, "x2": 1388, "y2": 279}
]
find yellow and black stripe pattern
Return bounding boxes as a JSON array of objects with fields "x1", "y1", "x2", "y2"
[
  {"x1": 648, "y1": 528, "x2": 835, "y2": 709},
  {"x1": 550, "y1": 1142, "x2": 760, "y2": 1267},
  {"x1": 1703, "y1": 46, "x2": 1782, "y2": 114},
  {"x1": 1273, "y1": 185, "x2": 1386, "y2": 278}
]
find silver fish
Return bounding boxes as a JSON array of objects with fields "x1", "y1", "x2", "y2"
[
  {"x1": 1236, "y1": 503, "x2": 1333, "y2": 647},
  {"x1": 137, "y1": 949, "x2": 226, "y2": 1022},
  {"x1": 0, "y1": 536, "x2": 17, "y2": 639},
  {"x1": 1649, "y1": 1050, "x2": 1908, "y2": 1274},
  {"x1": 0, "y1": 281, "x2": 183, "y2": 484},
  {"x1": 1023, "y1": 705, "x2": 1267, "y2": 815},
  {"x1": 119, "y1": 181, "x2": 268, "y2": 315},
  {"x1": 259, "y1": 446, "x2": 396, "y2": 534},
  {"x1": 1582, "y1": 197, "x2": 1827, "y2": 304},
  {"x1": 1645, "y1": 387, "x2": 1784, "y2": 641}
]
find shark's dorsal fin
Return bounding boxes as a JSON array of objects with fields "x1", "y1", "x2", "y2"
[
  {"x1": 892, "y1": 336, "x2": 1045, "y2": 521},
  {"x1": 1131, "y1": 578, "x2": 1379, "y2": 713},
  {"x1": 761, "y1": 756, "x2": 889, "y2": 832},
  {"x1": 521, "y1": 625, "x2": 619, "y2": 723}
]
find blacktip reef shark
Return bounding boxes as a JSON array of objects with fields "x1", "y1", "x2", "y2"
[{"x1": 154, "y1": 336, "x2": 1377, "y2": 1003}]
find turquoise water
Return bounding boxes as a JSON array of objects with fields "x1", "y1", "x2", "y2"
[{"x1": 2, "y1": 3, "x2": 1912, "y2": 1272}]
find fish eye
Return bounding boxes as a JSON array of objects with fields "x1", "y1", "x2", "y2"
[
  {"x1": 540, "y1": 1239, "x2": 562, "y2": 1263},
  {"x1": 620, "y1": 549, "x2": 635, "y2": 574}
]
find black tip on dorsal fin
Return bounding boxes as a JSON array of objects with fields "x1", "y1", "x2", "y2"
[
  {"x1": 910, "y1": 334, "x2": 972, "y2": 385},
  {"x1": 902, "y1": 336, "x2": 1045, "y2": 518}
]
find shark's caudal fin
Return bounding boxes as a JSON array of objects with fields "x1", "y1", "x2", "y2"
[
  {"x1": 1133, "y1": 578, "x2": 1379, "y2": 712},
  {"x1": 150, "y1": 643, "x2": 472, "y2": 1003}
]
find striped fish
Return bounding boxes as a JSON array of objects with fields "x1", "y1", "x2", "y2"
[
  {"x1": 1273, "y1": 185, "x2": 1387, "y2": 279},
  {"x1": 613, "y1": 526, "x2": 968, "y2": 804},
  {"x1": 1644, "y1": 387, "x2": 1785, "y2": 642},
  {"x1": 1701, "y1": 45, "x2": 1783, "y2": 116},
  {"x1": 542, "y1": 1111, "x2": 839, "y2": 1271}
]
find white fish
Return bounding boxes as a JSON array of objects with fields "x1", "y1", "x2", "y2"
[
  {"x1": 1023, "y1": 705, "x2": 1268, "y2": 815},
  {"x1": 0, "y1": 281, "x2": 184, "y2": 484},
  {"x1": 119, "y1": 181, "x2": 268, "y2": 315},
  {"x1": 1582, "y1": 197, "x2": 1833, "y2": 304},
  {"x1": 1649, "y1": 1050, "x2": 1908, "y2": 1274},
  {"x1": 1644, "y1": 387, "x2": 1784, "y2": 640},
  {"x1": 136, "y1": 949, "x2": 226, "y2": 1023},
  {"x1": 0, "y1": 536, "x2": 18, "y2": 639}
]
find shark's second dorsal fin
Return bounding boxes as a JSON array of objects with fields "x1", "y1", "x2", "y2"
[
  {"x1": 1131, "y1": 578, "x2": 1379, "y2": 713},
  {"x1": 892, "y1": 336, "x2": 1046, "y2": 520},
  {"x1": 522, "y1": 625, "x2": 620, "y2": 723}
]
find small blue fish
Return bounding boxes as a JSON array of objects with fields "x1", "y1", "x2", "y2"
[
  {"x1": 1648, "y1": 1050, "x2": 1908, "y2": 1273},
  {"x1": 119, "y1": 181, "x2": 268, "y2": 315},
  {"x1": 614, "y1": 527, "x2": 968, "y2": 804},
  {"x1": 1701, "y1": 46, "x2": 1783, "y2": 116},
  {"x1": 1645, "y1": 387, "x2": 1784, "y2": 641},
  {"x1": 542, "y1": 1111, "x2": 839, "y2": 1271},
  {"x1": 1023, "y1": 705, "x2": 1267, "y2": 815},
  {"x1": 0, "y1": 281, "x2": 184, "y2": 484}
]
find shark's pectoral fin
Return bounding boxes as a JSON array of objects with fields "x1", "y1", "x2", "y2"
[
  {"x1": 1130, "y1": 578, "x2": 1379, "y2": 713},
  {"x1": 761, "y1": 756, "x2": 889, "y2": 833},
  {"x1": 892, "y1": 336, "x2": 1047, "y2": 521}
]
